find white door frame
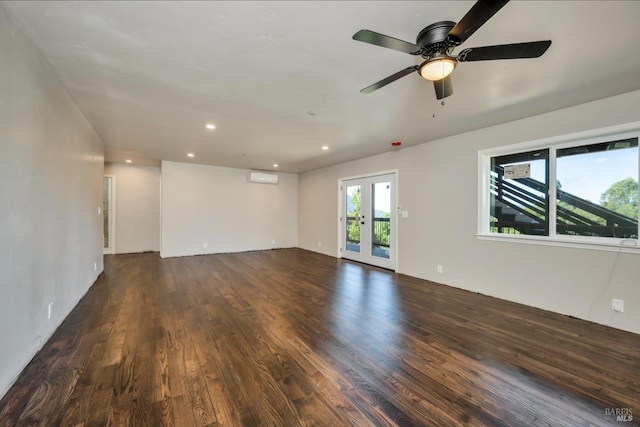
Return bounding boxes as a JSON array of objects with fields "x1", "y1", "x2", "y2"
[
  {"x1": 103, "y1": 175, "x2": 116, "y2": 255},
  {"x1": 337, "y1": 170, "x2": 399, "y2": 271}
]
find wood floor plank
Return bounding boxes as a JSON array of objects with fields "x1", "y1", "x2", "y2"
[{"x1": 0, "y1": 249, "x2": 639, "y2": 426}]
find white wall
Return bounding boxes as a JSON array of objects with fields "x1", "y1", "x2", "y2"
[
  {"x1": 298, "y1": 90, "x2": 640, "y2": 335},
  {"x1": 104, "y1": 163, "x2": 160, "y2": 253},
  {"x1": 0, "y1": 7, "x2": 104, "y2": 398},
  {"x1": 161, "y1": 161, "x2": 297, "y2": 257}
]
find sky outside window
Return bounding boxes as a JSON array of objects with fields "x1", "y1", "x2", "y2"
[{"x1": 557, "y1": 147, "x2": 638, "y2": 204}]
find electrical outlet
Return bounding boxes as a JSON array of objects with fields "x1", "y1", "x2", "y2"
[
  {"x1": 612, "y1": 298, "x2": 624, "y2": 312},
  {"x1": 318, "y1": 241, "x2": 322, "y2": 248},
  {"x1": 94, "y1": 261, "x2": 97, "y2": 271},
  {"x1": 272, "y1": 239, "x2": 276, "y2": 244},
  {"x1": 437, "y1": 264, "x2": 443, "y2": 274},
  {"x1": 48, "y1": 303, "x2": 53, "y2": 320},
  {"x1": 203, "y1": 243, "x2": 208, "y2": 249}
]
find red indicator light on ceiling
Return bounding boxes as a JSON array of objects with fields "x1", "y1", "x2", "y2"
[{"x1": 391, "y1": 140, "x2": 402, "y2": 147}]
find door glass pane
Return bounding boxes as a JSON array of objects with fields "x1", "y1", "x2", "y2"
[
  {"x1": 346, "y1": 185, "x2": 361, "y2": 253},
  {"x1": 371, "y1": 181, "x2": 391, "y2": 259},
  {"x1": 556, "y1": 138, "x2": 638, "y2": 238},
  {"x1": 490, "y1": 149, "x2": 549, "y2": 235}
]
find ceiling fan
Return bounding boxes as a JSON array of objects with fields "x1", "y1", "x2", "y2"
[{"x1": 352, "y1": 0, "x2": 551, "y2": 99}]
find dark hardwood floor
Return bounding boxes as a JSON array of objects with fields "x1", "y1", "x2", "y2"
[{"x1": 0, "y1": 249, "x2": 638, "y2": 426}]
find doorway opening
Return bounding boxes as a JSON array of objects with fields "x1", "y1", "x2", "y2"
[{"x1": 103, "y1": 176, "x2": 115, "y2": 254}]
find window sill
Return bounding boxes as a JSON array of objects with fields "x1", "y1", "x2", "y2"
[{"x1": 476, "y1": 233, "x2": 640, "y2": 254}]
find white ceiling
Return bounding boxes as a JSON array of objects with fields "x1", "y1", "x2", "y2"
[{"x1": 4, "y1": 1, "x2": 640, "y2": 173}]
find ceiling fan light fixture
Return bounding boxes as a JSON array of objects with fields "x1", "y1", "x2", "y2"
[{"x1": 419, "y1": 56, "x2": 457, "y2": 81}]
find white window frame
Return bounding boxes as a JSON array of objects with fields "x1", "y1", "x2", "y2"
[{"x1": 477, "y1": 122, "x2": 640, "y2": 254}]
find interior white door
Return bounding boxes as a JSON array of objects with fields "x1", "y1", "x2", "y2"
[{"x1": 341, "y1": 173, "x2": 396, "y2": 270}]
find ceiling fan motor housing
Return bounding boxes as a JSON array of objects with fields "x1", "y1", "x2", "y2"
[{"x1": 416, "y1": 21, "x2": 456, "y2": 57}]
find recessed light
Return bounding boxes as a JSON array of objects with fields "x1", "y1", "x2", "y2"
[
  {"x1": 205, "y1": 123, "x2": 216, "y2": 130},
  {"x1": 321, "y1": 145, "x2": 329, "y2": 150},
  {"x1": 273, "y1": 164, "x2": 279, "y2": 168},
  {"x1": 125, "y1": 159, "x2": 132, "y2": 163},
  {"x1": 187, "y1": 153, "x2": 195, "y2": 158}
]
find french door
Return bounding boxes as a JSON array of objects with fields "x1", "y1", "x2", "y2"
[{"x1": 341, "y1": 173, "x2": 396, "y2": 270}]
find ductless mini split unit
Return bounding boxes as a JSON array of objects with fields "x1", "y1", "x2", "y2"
[{"x1": 248, "y1": 171, "x2": 279, "y2": 184}]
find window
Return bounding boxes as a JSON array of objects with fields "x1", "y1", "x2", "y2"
[
  {"x1": 556, "y1": 138, "x2": 638, "y2": 238},
  {"x1": 490, "y1": 149, "x2": 549, "y2": 236},
  {"x1": 482, "y1": 129, "x2": 639, "y2": 245}
]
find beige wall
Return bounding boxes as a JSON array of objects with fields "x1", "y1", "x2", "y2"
[
  {"x1": 104, "y1": 163, "x2": 160, "y2": 253},
  {"x1": 298, "y1": 90, "x2": 640, "y2": 335},
  {"x1": 0, "y1": 7, "x2": 104, "y2": 397},
  {"x1": 161, "y1": 161, "x2": 297, "y2": 257}
]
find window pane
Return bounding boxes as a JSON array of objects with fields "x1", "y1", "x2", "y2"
[
  {"x1": 490, "y1": 149, "x2": 549, "y2": 235},
  {"x1": 371, "y1": 182, "x2": 391, "y2": 259},
  {"x1": 345, "y1": 185, "x2": 361, "y2": 253},
  {"x1": 556, "y1": 138, "x2": 638, "y2": 238}
]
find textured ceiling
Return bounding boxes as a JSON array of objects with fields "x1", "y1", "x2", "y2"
[{"x1": 4, "y1": 1, "x2": 640, "y2": 173}]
